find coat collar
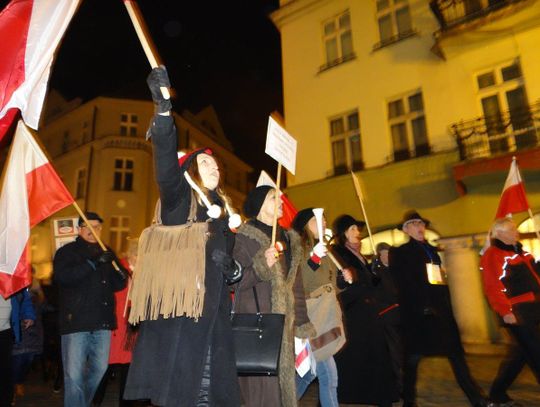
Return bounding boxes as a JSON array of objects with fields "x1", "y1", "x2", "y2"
[{"x1": 491, "y1": 238, "x2": 523, "y2": 253}]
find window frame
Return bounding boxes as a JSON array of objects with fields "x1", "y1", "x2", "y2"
[
  {"x1": 120, "y1": 113, "x2": 138, "y2": 137},
  {"x1": 387, "y1": 89, "x2": 429, "y2": 162},
  {"x1": 374, "y1": 0, "x2": 415, "y2": 50},
  {"x1": 320, "y1": 10, "x2": 356, "y2": 72},
  {"x1": 113, "y1": 157, "x2": 134, "y2": 191},
  {"x1": 329, "y1": 109, "x2": 363, "y2": 175},
  {"x1": 75, "y1": 167, "x2": 87, "y2": 199},
  {"x1": 109, "y1": 215, "x2": 131, "y2": 255}
]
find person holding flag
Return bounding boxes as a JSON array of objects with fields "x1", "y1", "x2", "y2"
[
  {"x1": 481, "y1": 218, "x2": 540, "y2": 407},
  {"x1": 123, "y1": 66, "x2": 242, "y2": 407}
]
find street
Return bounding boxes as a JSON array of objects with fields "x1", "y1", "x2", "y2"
[{"x1": 11, "y1": 353, "x2": 540, "y2": 406}]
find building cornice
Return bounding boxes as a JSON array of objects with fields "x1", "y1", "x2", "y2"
[{"x1": 270, "y1": 0, "x2": 334, "y2": 30}]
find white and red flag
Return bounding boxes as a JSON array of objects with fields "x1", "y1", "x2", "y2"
[
  {"x1": 256, "y1": 170, "x2": 298, "y2": 228},
  {"x1": 495, "y1": 158, "x2": 530, "y2": 219},
  {"x1": 0, "y1": 0, "x2": 80, "y2": 141},
  {"x1": 0, "y1": 120, "x2": 74, "y2": 298}
]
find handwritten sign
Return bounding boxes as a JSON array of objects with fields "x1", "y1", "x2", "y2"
[{"x1": 265, "y1": 116, "x2": 297, "y2": 175}]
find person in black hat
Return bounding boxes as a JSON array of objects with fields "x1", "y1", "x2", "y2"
[
  {"x1": 331, "y1": 214, "x2": 399, "y2": 406},
  {"x1": 124, "y1": 66, "x2": 241, "y2": 407},
  {"x1": 53, "y1": 211, "x2": 127, "y2": 407},
  {"x1": 233, "y1": 187, "x2": 315, "y2": 407},
  {"x1": 389, "y1": 210, "x2": 493, "y2": 407},
  {"x1": 292, "y1": 208, "x2": 350, "y2": 407}
]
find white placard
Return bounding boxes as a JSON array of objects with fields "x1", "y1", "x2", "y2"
[{"x1": 265, "y1": 116, "x2": 297, "y2": 175}]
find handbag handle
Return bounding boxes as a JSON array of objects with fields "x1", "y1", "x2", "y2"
[{"x1": 231, "y1": 286, "x2": 261, "y2": 316}]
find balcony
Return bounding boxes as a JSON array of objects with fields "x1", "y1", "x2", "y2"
[
  {"x1": 452, "y1": 101, "x2": 540, "y2": 161},
  {"x1": 430, "y1": 0, "x2": 525, "y2": 30}
]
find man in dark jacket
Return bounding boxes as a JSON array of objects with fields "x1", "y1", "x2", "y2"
[
  {"x1": 389, "y1": 210, "x2": 492, "y2": 407},
  {"x1": 481, "y1": 217, "x2": 540, "y2": 407},
  {"x1": 53, "y1": 212, "x2": 126, "y2": 407}
]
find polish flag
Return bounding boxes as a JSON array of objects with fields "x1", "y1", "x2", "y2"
[
  {"x1": 495, "y1": 158, "x2": 530, "y2": 219},
  {"x1": 0, "y1": 0, "x2": 80, "y2": 141},
  {"x1": 0, "y1": 121, "x2": 74, "y2": 298},
  {"x1": 256, "y1": 170, "x2": 298, "y2": 228},
  {"x1": 294, "y1": 337, "x2": 314, "y2": 378}
]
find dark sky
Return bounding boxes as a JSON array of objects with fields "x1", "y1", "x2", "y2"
[{"x1": 2, "y1": 0, "x2": 283, "y2": 175}]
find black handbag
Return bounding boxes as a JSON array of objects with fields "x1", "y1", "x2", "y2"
[{"x1": 231, "y1": 286, "x2": 284, "y2": 376}]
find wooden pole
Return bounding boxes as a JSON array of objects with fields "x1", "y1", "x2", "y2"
[
  {"x1": 350, "y1": 172, "x2": 376, "y2": 255},
  {"x1": 72, "y1": 201, "x2": 122, "y2": 273},
  {"x1": 123, "y1": 0, "x2": 171, "y2": 99},
  {"x1": 271, "y1": 163, "x2": 282, "y2": 246}
]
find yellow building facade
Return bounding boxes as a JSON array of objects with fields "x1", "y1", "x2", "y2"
[
  {"x1": 30, "y1": 94, "x2": 252, "y2": 280},
  {"x1": 272, "y1": 0, "x2": 540, "y2": 347}
]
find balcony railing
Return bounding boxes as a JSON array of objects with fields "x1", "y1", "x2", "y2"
[
  {"x1": 430, "y1": 0, "x2": 524, "y2": 30},
  {"x1": 451, "y1": 101, "x2": 540, "y2": 161}
]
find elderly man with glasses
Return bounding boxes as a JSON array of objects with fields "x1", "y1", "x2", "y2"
[{"x1": 389, "y1": 210, "x2": 493, "y2": 407}]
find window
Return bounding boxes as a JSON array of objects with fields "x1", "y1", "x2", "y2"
[
  {"x1": 476, "y1": 60, "x2": 533, "y2": 155},
  {"x1": 321, "y1": 10, "x2": 354, "y2": 69},
  {"x1": 113, "y1": 158, "x2": 134, "y2": 191},
  {"x1": 75, "y1": 168, "x2": 87, "y2": 199},
  {"x1": 120, "y1": 113, "x2": 138, "y2": 137},
  {"x1": 61, "y1": 131, "x2": 70, "y2": 153},
  {"x1": 82, "y1": 121, "x2": 90, "y2": 143},
  {"x1": 387, "y1": 90, "x2": 429, "y2": 161},
  {"x1": 109, "y1": 216, "x2": 130, "y2": 255},
  {"x1": 329, "y1": 110, "x2": 363, "y2": 175},
  {"x1": 376, "y1": 0, "x2": 414, "y2": 48}
]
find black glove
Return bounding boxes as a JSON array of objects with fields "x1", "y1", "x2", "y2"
[
  {"x1": 146, "y1": 66, "x2": 172, "y2": 114},
  {"x1": 211, "y1": 249, "x2": 242, "y2": 284},
  {"x1": 95, "y1": 250, "x2": 115, "y2": 264}
]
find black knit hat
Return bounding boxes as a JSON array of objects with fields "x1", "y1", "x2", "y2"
[
  {"x1": 291, "y1": 208, "x2": 315, "y2": 233},
  {"x1": 243, "y1": 185, "x2": 273, "y2": 218},
  {"x1": 333, "y1": 214, "x2": 366, "y2": 238},
  {"x1": 78, "y1": 211, "x2": 103, "y2": 226}
]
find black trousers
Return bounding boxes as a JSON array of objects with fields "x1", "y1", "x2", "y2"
[
  {"x1": 0, "y1": 329, "x2": 14, "y2": 407},
  {"x1": 402, "y1": 351, "x2": 485, "y2": 405},
  {"x1": 489, "y1": 322, "x2": 540, "y2": 403}
]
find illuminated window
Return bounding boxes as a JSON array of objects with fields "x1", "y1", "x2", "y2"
[
  {"x1": 376, "y1": 0, "x2": 413, "y2": 47},
  {"x1": 109, "y1": 216, "x2": 130, "y2": 255},
  {"x1": 321, "y1": 10, "x2": 354, "y2": 69},
  {"x1": 476, "y1": 60, "x2": 533, "y2": 155},
  {"x1": 329, "y1": 110, "x2": 363, "y2": 175},
  {"x1": 75, "y1": 168, "x2": 87, "y2": 199},
  {"x1": 359, "y1": 227, "x2": 440, "y2": 256},
  {"x1": 518, "y1": 216, "x2": 540, "y2": 258},
  {"x1": 120, "y1": 113, "x2": 138, "y2": 137},
  {"x1": 388, "y1": 90, "x2": 429, "y2": 161},
  {"x1": 113, "y1": 158, "x2": 134, "y2": 191}
]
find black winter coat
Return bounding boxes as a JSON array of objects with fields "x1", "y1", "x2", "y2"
[
  {"x1": 389, "y1": 239, "x2": 463, "y2": 356},
  {"x1": 53, "y1": 237, "x2": 127, "y2": 335},
  {"x1": 332, "y1": 244, "x2": 399, "y2": 405},
  {"x1": 124, "y1": 115, "x2": 240, "y2": 407}
]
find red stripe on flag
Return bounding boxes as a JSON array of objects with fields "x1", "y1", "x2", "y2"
[
  {"x1": 495, "y1": 183, "x2": 529, "y2": 219},
  {"x1": 295, "y1": 346, "x2": 309, "y2": 369},
  {"x1": 26, "y1": 162, "x2": 74, "y2": 227},
  {"x1": 0, "y1": 242, "x2": 32, "y2": 299},
  {"x1": 0, "y1": 0, "x2": 32, "y2": 108},
  {"x1": 278, "y1": 193, "x2": 298, "y2": 229}
]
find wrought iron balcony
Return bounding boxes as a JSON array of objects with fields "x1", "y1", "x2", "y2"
[
  {"x1": 451, "y1": 101, "x2": 540, "y2": 161},
  {"x1": 430, "y1": 0, "x2": 524, "y2": 30}
]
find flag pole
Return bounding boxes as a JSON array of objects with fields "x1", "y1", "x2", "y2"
[
  {"x1": 350, "y1": 171, "x2": 376, "y2": 255},
  {"x1": 71, "y1": 201, "x2": 123, "y2": 273},
  {"x1": 271, "y1": 163, "x2": 282, "y2": 247},
  {"x1": 122, "y1": 0, "x2": 171, "y2": 100}
]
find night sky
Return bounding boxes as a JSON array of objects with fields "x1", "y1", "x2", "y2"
[{"x1": 1, "y1": 0, "x2": 283, "y2": 175}]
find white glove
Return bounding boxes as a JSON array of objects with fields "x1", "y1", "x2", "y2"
[{"x1": 311, "y1": 242, "x2": 327, "y2": 258}]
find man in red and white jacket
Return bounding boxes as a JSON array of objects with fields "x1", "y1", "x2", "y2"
[{"x1": 481, "y1": 217, "x2": 540, "y2": 407}]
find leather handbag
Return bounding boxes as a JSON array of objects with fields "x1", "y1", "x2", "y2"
[{"x1": 231, "y1": 286, "x2": 284, "y2": 376}]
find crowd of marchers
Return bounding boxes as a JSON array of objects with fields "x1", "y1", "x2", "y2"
[{"x1": 1, "y1": 67, "x2": 539, "y2": 407}]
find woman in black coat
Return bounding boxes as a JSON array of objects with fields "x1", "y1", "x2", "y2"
[
  {"x1": 124, "y1": 67, "x2": 241, "y2": 407},
  {"x1": 331, "y1": 215, "x2": 399, "y2": 407}
]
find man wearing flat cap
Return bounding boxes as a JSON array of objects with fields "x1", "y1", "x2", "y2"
[
  {"x1": 53, "y1": 212, "x2": 127, "y2": 407},
  {"x1": 389, "y1": 210, "x2": 493, "y2": 407}
]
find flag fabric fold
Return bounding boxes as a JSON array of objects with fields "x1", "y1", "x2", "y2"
[
  {"x1": 0, "y1": 120, "x2": 74, "y2": 298},
  {"x1": 0, "y1": 0, "x2": 80, "y2": 141},
  {"x1": 495, "y1": 159, "x2": 530, "y2": 219}
]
